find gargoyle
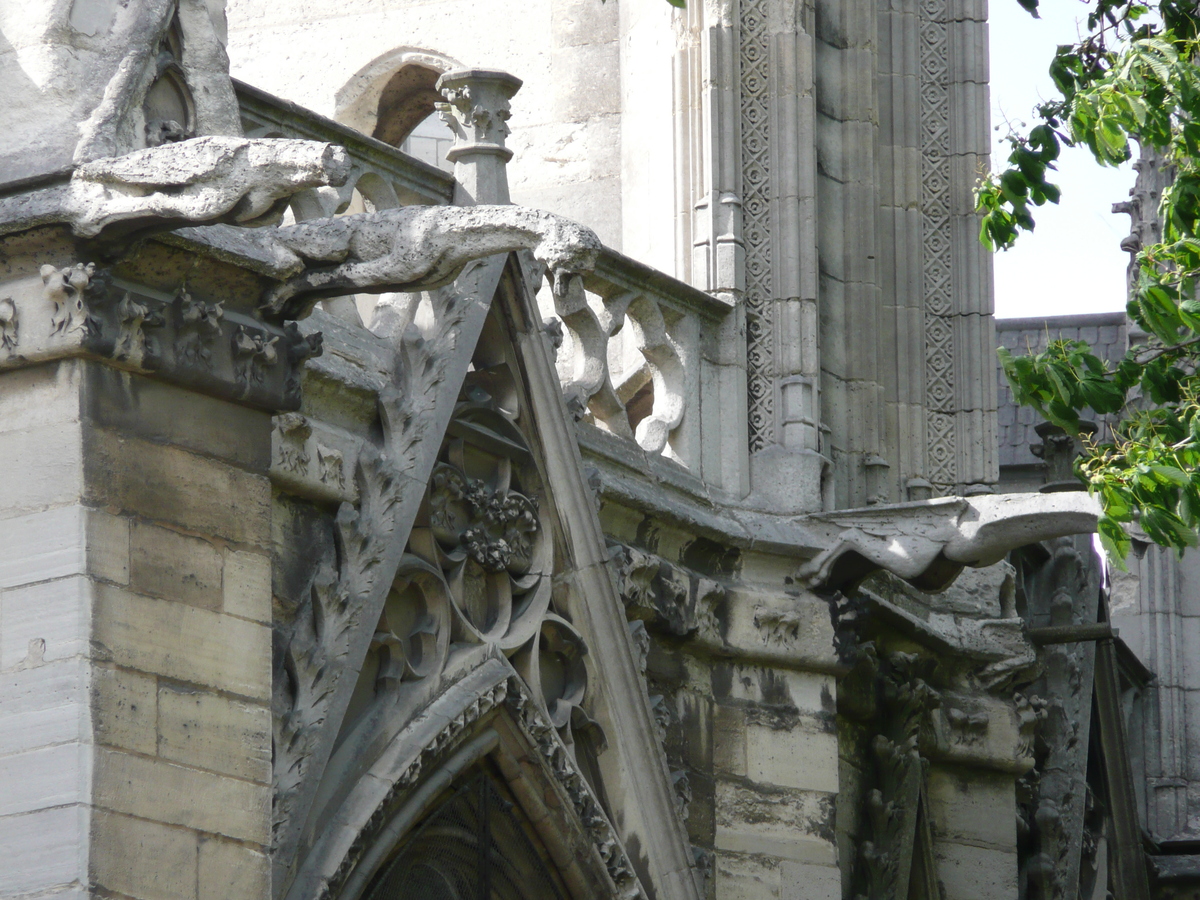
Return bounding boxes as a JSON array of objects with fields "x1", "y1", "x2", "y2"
[
  {"x1": 0, "y1": 136, "x2": 350, "y2": 240},
  {"x1": 257, "y1": 205, "x2": 603, "y2": 320},
  {"x1": 797, "y1": 492, "x2": 1101, "y2": 591}
]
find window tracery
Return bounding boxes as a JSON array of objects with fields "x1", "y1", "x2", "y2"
[{"x1": 362, "y1": 772, "x2": 571, "y2": 900}]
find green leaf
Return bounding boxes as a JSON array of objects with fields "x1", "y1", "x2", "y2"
[
  {"x1": 1098, "y1": 515, "x2": 1132, "y2": 567},
  {"x1": 1152, "y1": 464, "x2": 1191, "y2": 485}
]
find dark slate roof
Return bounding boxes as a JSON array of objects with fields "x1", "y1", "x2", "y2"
[{"x1": 995, "y1": 312, "x2": 1127, "y2": 468}]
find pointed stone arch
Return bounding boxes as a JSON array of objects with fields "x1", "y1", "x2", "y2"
[
  {"x1": 288, "y1": 661, "x2": 644, "y2": 900},
  {"x1": 271, "y1": 252, "x2": 702, "y2": 900},
  {"x1": 334, "y1": 47, "x2": 466, "y2": 145}
]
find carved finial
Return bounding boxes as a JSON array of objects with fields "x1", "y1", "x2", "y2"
[{"x1": 435, "y1": 68, "x2": 523, "y2": 205}]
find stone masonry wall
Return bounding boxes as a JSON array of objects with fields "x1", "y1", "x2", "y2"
[{"x1": 0, "y1": 357, "x2": 274, "y2": 900}]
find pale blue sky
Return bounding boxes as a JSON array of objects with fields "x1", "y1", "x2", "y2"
[{"x1": 989, "y1": 0, "x2": 1135, "y2": 318}]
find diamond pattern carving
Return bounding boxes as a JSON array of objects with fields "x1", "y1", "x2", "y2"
[
  {"x1": 920, "y1": 0, "x2": 956, "y2": 489},
  {"x1": 741, "y1": 0, "x2": 774, "y2": 453}
]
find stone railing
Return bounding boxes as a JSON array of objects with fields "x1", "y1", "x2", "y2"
[
  {"x1": 235, "y1": 80, "x2": 454, "y2": 212},
  {"x1": 547, "y1": 249, "x2": 740, "y2": 483},
  {"x1": 236, "y1": 79, "x2": 743, "y2": 490}
]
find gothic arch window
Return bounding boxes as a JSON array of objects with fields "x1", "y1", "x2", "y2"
[
  {"x1": 371, "y1": 64, "x2": 454, "y2": 173},
  {"x1": 335, "y1": 49, "x2": 463, "y2": 171},
  {"x1": 361, "y1": 770, "x2": 571, "y2": 900},
  {"x1": 142, "y1": 16, "x2": 195, "y2": 145},
  {"x1": 372, "y1": 64, "x2": 441, "y2": 146}
]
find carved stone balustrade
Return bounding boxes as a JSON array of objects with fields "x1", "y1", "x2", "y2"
[
  {"x1": 545, "y1": 247, "x2": 745, "y2": 493},
  {"x1": 234, "y1": 79, "x2": 755, "y2": 497},
  {"x1": 236, "y1": 80, "x2": 454, "y2": 214},
  {"x1": 233, "y1": 82, "x2": 751, "y2": 496}
]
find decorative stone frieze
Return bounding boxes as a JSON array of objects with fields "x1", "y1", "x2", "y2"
[
  {"x1": 739, "y1": 0, "x2": 775, "y2": 454},
  {"x1": 0, "y1": 263, "x2": 320, "y2": 411}
]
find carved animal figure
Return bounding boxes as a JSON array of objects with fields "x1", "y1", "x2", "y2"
[
  {"x1": 0, "y1": 137, "x2": 350, "y2": 240},
  {"x1": 41, "y1": 263, "x2": 95, "y2": 336},
  {"x1": 796, "y1": 491, "x2": 1102, "y2": 591},
  {"x1": 0, "y1": 298, "x2": 17, "y2": 353},
  {"x1": 258, "y1": 205, "x2": 602, "y2": 320}
]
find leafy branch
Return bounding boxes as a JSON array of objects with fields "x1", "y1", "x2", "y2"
[{"x1": 984, "y1": 0, "x2": 1200, "y2": 563}]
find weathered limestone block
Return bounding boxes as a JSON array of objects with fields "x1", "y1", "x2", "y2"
[
  {"x1": 90, "y1": 809, "x2": 200, "y2": 900},
  {"x1": 0, "y1": 575, "x2": 92, "y2": 670},
  {"x1": 157, "y1": 685, "x2": 272, "y2": 783},
  {"x1": 92, "y1": 664, "x2": 158, "y2": 756},
  {"x1": 934, "y1": 843, "x2": 1020, "y2": 900},
  {"x1": 714, "y1": 780, "x2": 838, "y2": 864},
  {"x1": 224, "y1": 548, "x2": 273, "y2": 624},
  {"x1": 927, "y1": 767, "x2": 1018, "y2": 852},
  {"x1": 199, "y1": 838, "x2": 271, "y2": 900},
  {"x1": 0, "y1": 804, "x2": 88, "y2": 897},
  {"x1": 129, "y1": 521, "x2": 225, "y2": 611},
  {"x1": 1, "y1": 657, "x2": 89, "y2": 759},
  {"x1": 94, "y1": 583, "x2": 271, "y2": 702},
  {"x1": 94, "y1": 747, "x2": 270, "y2": 843},
  {"x1": 86, "y1": 430, "x2": 272, "y2": 547},
  {"x1": 715, "y1": 852, "x2": 782, "y2": 900},
  {"x1": 745, "y1": 722, "x2": 839, "y2": 793}
]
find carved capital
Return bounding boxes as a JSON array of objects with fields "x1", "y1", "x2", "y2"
[
  {"x1": 436, "y1": 68, "x2": 521, "y2": 161},
  {"x1": 435, "y1": 68, "x2": 522, "y2": 205}
]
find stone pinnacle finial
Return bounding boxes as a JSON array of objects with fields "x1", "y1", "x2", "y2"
[{"x1": 435, "y1": 68, "x2": 523, "y2": 206}]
